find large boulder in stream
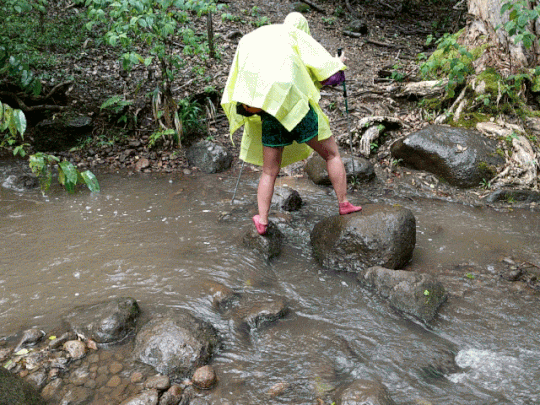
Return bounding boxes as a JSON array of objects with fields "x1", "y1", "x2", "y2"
[
  {"x1": 310, "y1": 204, "x2": 416, "y2": 273},
  {"x1": 390, "y1": 125, "x2": 504, "y2": 188},
  {"x1": 0, "y1": 367, "x2": 44, "y2": 405},
  {"x1": 63, "y1": 297, "x2": 140, "y2": 344},
  {"x1": 305, "y1": 154, "x2": 375, "y2": 185},
  {"x1": 337, "y1": 379, "x2": 396, "y2": 405},
  {"x1": 186, "y1": 140, "x2": 233, "y2": 174},
  {"x1": 358, "y1": 266, "x2": 447, "y2": 322},
  {"x1": 132, "y1": 311, "x2": 220, "y2": 378}
]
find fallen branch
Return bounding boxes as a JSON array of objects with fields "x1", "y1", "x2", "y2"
[
  {"x1": 300, "y1": 0, "x2": 325, "y2": 14},
  {"x1": 0, "y1": 91, "x2": 65, "y2": 112}
]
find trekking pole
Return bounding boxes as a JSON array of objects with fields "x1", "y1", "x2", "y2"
[
  {"x1": 230, "y1": 160, "x2": 245, "y2": 204},
  {"x1": 337, "y1": 48, "x2": 356, "y2": 183}
]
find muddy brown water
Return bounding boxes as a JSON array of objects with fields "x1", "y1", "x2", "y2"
[{"x1": 1, "y1": 165, "x2": 539, "y2": 404}]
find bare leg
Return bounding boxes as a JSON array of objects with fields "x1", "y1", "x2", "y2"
[
  {"x1": 306, "y1": 135, "x2": 362, "y2": 214},
  {"x1": 257, "y1": 146, "x2": 283, "y2": 225},
  {"x1": 306, "y1": 136, "x2": 348, "y2": 203}
]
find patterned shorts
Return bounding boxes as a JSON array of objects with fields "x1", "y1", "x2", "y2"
[{"x1": 261, "y1": 106, "x2": 318, "y2": 147}]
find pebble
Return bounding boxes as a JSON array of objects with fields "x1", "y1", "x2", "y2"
[
  {"x1": 64, "y1": 340, "x2": 87, "y2": 360},
  {"x1": 130, "y1": 372, "x2": 144, "y2": 384},
  {"x1": 192, "y1": 365, "x2": 217, "y2": 389},
  {"x1": 107, "y1": 375, "x2": 122, "y2": 388},
  {"x1": 145, "y1": 374, "x2": 170, "y2": 390},
  {"x1": 109, "y1": 361, "x2": 123, "y2": 374}
]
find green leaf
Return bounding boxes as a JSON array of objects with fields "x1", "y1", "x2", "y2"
[
  {"x1": 13, "y1": 109, "x2": 26, "y2": 136},
  {"x1": 80, "y1": 170, "x2": 100, "y2": 192},
  {"x1": 58, "y1": 161, "x2": 78, "y2": 193}
]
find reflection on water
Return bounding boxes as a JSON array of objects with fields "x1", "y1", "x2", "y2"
[{"x1": 1, "y1": 167, "x2": 539, "y2": 404}]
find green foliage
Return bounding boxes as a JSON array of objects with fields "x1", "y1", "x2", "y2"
[
  {"x1": 100, "y1": 95, "x2": 134, "y2": 125},
  {"x1": 420, "y1": 33, "x2": 474, "y2": 98},
  {"x1": 322, "y1": 16, "x2": 336, "y2": 26},
  {"x1": 500, "y1": 0, "x2": 540, "y2": 50},
  {"x1": 0, "y1": 101, "x2": 28, "y2": 157},
  {"x1": 479, "y1": 178, "x2": 491, "y2": 189},
  {"x1": 390, "y1": 64, "x2": 406, "y2": 82},
  {"x1": 29, "y1": 152, "x2": 100, "y2": 194}
]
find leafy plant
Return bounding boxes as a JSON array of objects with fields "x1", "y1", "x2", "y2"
[
  {"x1": 479, "y1": 178, "x2": 491, "y2": 189},
  {"x1": 322, "y1": 16, "x2": 336, "y2": 26},
  {"x1": 390, "y1": 64, "x2": 406, "y2": 82},
  {"x1": 100, "y1": 95, "x2": 134, "y2": 125},
  {"x1": 500, "y1": 0, "x2": 540, "y2": 50},
  {"x1": 420, "y1": 33, "x2": 474, "y2": 98},
  {"x1": 0, "y1": 101, "x2": 28, "y2": 157}
]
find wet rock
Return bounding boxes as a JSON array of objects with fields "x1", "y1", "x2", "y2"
[
  {"x1": 25, "y1": 370, "x2": 48, "y2": 390},
  {"x1": 145, "y1": 374, "x2": 170, "y2": 390},
  {"x1": 418, "y1": 347, "x2": 461, "y2": 378},
  {"x1": 192, "y1": 365, "x2": 217, "y2": 389},
  {"x1": 310, "y1": 204, "x2": 416, "y2": 273},
  {"x1": 390, "y1": 125, "x2": 504, "y2": 188},
  {"x1": 272, "y1": 186, "x2": 303, "y2": 211},
  {"x1": 267, "y1": 382, "x2": 290, "y2": 397},
  {"x1": 49, "y1": 331, "x2": 78, "y2": 350},
  {"x1": 41, "y1": 378, "x2": 63, "y2": 402},
  {"x1": 234, "y1": 294, "x2": 289, "y2": 332},
  {"x1": 201, "y1": 280, "x2": 238, "y2": 310},
  {"x1": 337, "y1": 379, "x2": 396, "y2": 405},
  {"x1": 64, "y1": 340, "x2": 87, "y2": 360},
  {"x1": 69, "y1": 366, "x2": 90, "y2": 386},
  {"x1": 485, "y1": 189, "x2": 540, "y2": 204},
  {"x1": 305, "y1": 154, "x2": 375, "y2": 185},
  {"x1": 186, "y1": 140, "x2": 233, "y2": 174},
  {"x1": 3, "y1": 174, "x2": 40, "y2": 191},
  {"x1": 242, "y1": 221, "x2": 284, "y2": 260},
  {"x1": 119, "y1": 389, "x2": 160, "y2": 405},
  {"x1": 158, "y1": 385, "x2": 183, "y2": 405},
  {"x1": 14, "y1": 328, "x2": 45, "y2": 352},
  {"x1": 358, "y1": 266, "x2": 447, "y2": 322},
  {"x1": 63, "y1": 297, "x2": 140, "y2": 344},
  {"x1": 133, "y1": 311, "x2": 219, "y2": 378},
  {"x1": 60, "y1": 385, "x2": 92, "y2": 405},
  {"x1": 0, "y1": 367, "x2": 44, "y2": 405},
  {"x1": 0, "y1": 347, "x2": 12, "y2": 362},
  {"x1": 34, "y1": 115, "x2": 93, "y2": 152}
]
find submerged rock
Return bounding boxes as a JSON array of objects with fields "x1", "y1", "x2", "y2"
[
  {"x1": 14, "y1": 328, "x2": 45, "y2": 352},
  {"x1": 232, "y1": 294, "x2": 289, "y2": 333},
  {"x1": 358, "y1": 266, "x2": 447, "y2": 322},
  {"x1": 63, "y1": 297, "x2": 140, "y2": 344},
  {"x1": 119, "y1": 389, "x2": 159, "y2": 405},
  {"x1": 132, "y1": 311, "x2": 219, "y2": 378},
  {"x1": 390, "y1": 125, "x2": 504, "y2": 188},
  {"x1": 0, "y1": 367, "x2": 44, "y2": 405},
  {"x1": 485, "y1": 189, "x2": 540, "y2": 204},
  {"x1": 192, "y1": 365, "x2": 217, "y2": 389},
  {"x1": 337, "y1": 379, "x2": 396, "y2": 405},
  {"x1": 310, "y1": 204, "x2": 416, "y2": 273}
]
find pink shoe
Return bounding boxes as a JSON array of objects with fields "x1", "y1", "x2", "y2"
[
  {"x1": 339, "y1": 201, "x2": 362, "y2": 215},
  {"x1": 252, "y1": 215, "x2": 268, "y2": 235}
]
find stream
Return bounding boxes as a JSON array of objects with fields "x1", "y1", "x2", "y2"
[{"x1": 1, "y1": 163, "x2": 539, "y2": 404}]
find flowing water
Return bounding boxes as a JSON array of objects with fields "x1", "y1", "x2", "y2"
[{"x1": 1, "y1": 162, "x2": 539, "y2": 404}]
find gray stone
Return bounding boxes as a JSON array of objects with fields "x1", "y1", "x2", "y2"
[
  {"x1": 485, "y1": 189, "x2": 540, "y2": 204},
  {"x1": 390, "y1": 125, "x2": 504, "y2": 188},
  {"x1": 310, "y1": 204, "x2": 416, "y2": 273},
  {"x1": 305, "y1": 154, "x2": 375, "y2": 185},
  {"x1": 34, "y1": 115, "x2": 93, "y2": 152},
  {"x1": 63, "y1": 340, "x2": 87, "y2": 360},
  {"x1": 358, "y1": 266, "x2": 447, "y2": 322},
  {"x1": 14, "y1": 328, "x2": 45, "y2": 352},
  {"x1": 59, "y1": 385, "x2": 92, "y2": 405},
  {"x1": 133, "y1": 311, "x2": 219, "y2": 378},
  {"x1": 242, "y1": 221, "x2": 284, "y2": 260},
  {"x1": 145, "y1": 374, "x2": 170, "y2": 390},
  {"x1": 63, "y1": 297, "x2": 140, "y2": 344},
  {"x1": 186, "y1": 140, "x2": 233, "y2": 174},
  {"x1": 0, "y1": 367, "x2": 44, "y2": 405},
  {"x1": 272, "y1": 186, "x2": 303, "y2": 211},
  {"x1": 25, "y1": 371, "x2": 48, "y2": 390},
  {"x1": 233, "y1": 294, "x2": 289, "y2": 332},
  {"x1": 119, "y1": 389, "x2": 159, "y2": 405},
  {"x1": 338, "y1": 379, "x2": 396, "y2": 405}
]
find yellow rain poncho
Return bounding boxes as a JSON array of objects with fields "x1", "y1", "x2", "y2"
[{"x1": 221, "y1": 13, "x2": 345, "y2": 167}]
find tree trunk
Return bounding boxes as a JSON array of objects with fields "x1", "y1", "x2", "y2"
[{"x1": 465, "y1": 0, "x2": 540, "y2": 72}]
